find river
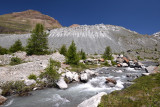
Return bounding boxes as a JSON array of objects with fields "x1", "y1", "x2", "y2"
[{"x1": 1, "y1": 65, "x2": 152, "y2": 107}]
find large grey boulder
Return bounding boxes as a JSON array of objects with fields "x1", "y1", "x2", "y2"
[
  {"x1": 80, "y1": 72, "x2": 88, "y2": 83},
  {"x1": 145, "y1": 66, "x2": 156, "y2": 73},
  {"x1": 56, "y1": 77, "x2": 68, "y2": 89},
  {"x1": 77, "y1": 92, "x2": 107, "y2": 107}
]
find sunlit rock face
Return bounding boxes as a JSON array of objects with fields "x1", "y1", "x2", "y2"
[{"x1": 0, "y1": 24, "x2": 159, "y2": 54}]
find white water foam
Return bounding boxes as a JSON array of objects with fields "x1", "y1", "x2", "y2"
[{"x1": 4, "y1": 99, "x2": 14, "y2": 106}]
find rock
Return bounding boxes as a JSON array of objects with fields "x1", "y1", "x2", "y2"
[
  {"x1": 128, "y1": 61, "x2": 135, "y2": 67},
  {"x1": 123, "y1": 57, "x2": 129, "y2": 63},
  {"x1": 72, "y1": 72, "x2": 79, "y2": 82},
  {"x1": 65, "y1": 70, "x2": 74, "y2": 82},
  {"x1": 57, "y1": 68, "x2": 66, "y2": 74},
  {"x1": 80, "y1": 72, "x2": 88, "y2": 83},
  {"x1": 56, "y1": 77, "x2": 68, "y2": 89},
  {"x1": 77, "y1": 92, "x2": 107, "y2": 107},
  {"x1": 24, "y1": 79, "x2": 36, "y2": 86},
  {"x1": 116, "y1": 58, "x2": 123, "y2": 63},
  {"x1": 142, "y1": 73, "x2": 150, "y2": 76},
  {"x1": 0, "y1": 95, "x2": 7, "y2": 105},
  {"x1": 107, "y1": 82, "x2": 116, "y2": 87},
  {"x1": 107, "y1": 60, "x2": 112, "y2": 66},
  {"x1": 121, "y1": 63, "x2": 128, "y2": 67},
  {"x1": 117, "y1": 63, "x2": 122, "y2": 67},
  {"x1": 85, "y1": 69, "x2": 95, "y2": 76},
  {"x1": 106, "y1": 78, "x2": 117, "y2": 84},
  {"x1": 145, "y1": 66, "x2": 157, "y2": 73}
]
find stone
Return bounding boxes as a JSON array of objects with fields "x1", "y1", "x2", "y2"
[
  {"x1": 56, "y1": 77, "x2": 68, "y2": 89},
  {"x1": 0, "y1": 95, "x2": 7, "y2": 105},
  {"x1": 65, "y1": 70, "x2": 74, "y2": 82},
  {"x1": 72, "y1": 72, "x2": 79, "y2": 82},
  {"x1": 145, "y1": 66, "x2": 157, "y2": 73},
  {"x1": 116, "y1": 58, "x2": 123, "y2": 63},
  {"x1": 142, "y1": 73, "x2": 150, "y2": 76},
  {"x1": 24, "y1": 79, "x2": 36, "y2": 86},
  {"x1": 123, "y1": 57, "x2": 129, "y2": 63},
  {"x1": 121, "y1": 63, "x2": 128, "y2": 67},
  {"x1": 80, "y1": 72, "x2": 88, "y2": 83},
  {"x1": 77, "y1": 92, "x2": 107, "y2": 107},
  {"x1": 117, "y1": 63, "x2": 122, "y2": 67},
  {"x1": 107, "y1": 60, "x2": 112, "y2": 66},
  {"x1": 106, "y1": 78, "x2": 117, "y2": 84}
]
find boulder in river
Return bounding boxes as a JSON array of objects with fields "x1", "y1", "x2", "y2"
[
  {"x1": 0, "y1": 95, "x2": 7, "y2": 105},
  {"x1": 145, "y1": 66, "x2": 157, "y2": 73},
  {"x1": 56, "y1": 77, "x2": 68, "y2": 89},
  {"x1": 106, "y1": 78, "x2": 117, "y2": 84},
  {"x1": 121, "y1": 63, "x2": 128, "y2": 67},
  {"x1": 77, "y1": 92, "x2": 107, "y2": 107},
  {"x1": 80, "y1": 72, "x2": 88, "y2": 83}
]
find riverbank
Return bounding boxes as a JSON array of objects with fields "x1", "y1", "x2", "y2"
[{"x1": 98, "y1": 71, "x2": 160, "y2": 107}]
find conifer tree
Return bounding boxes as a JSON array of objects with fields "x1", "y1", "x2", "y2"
[
  {"x1": 26, "y1": 24, "x2": 49, "y2": 55},
  {"x1": 59, "y1": 44, "x2": 67, "y2": 56},
  {"x1": 9, "y1": 39, "x2": 24, "y2": 53},
  {"x1": 102, "y1": 46, "x2": 112, "y2": 60},
  {"x1": 80, "y1": 49, "x2": 86, "y2": 60},
  {"x1": 66, "y1": 41, "x2": 79, "y2": 65}
]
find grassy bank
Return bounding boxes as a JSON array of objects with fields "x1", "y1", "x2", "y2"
[{"x1": 98, "y1": 73, "x2": 160, "y2": 107}]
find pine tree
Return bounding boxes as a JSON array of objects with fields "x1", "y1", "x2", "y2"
[
  {"x1": 66, "y1": 41, "x2": 79, "y2": 65},
  {"x1": 26, "y1": 24, "x2": 49, "y2": 55},
  {"x1": 59, "y1": 44, "x2": 67, "y2": 56},
  {"x1": 9, "y1": 39, "x2": 24, "y2": 53},
  {"x1": 102, "y1": 46, "x2": 112, "y2": 60},
  {"x1": 80, "y1": 49, "x2": 86, "y2": 60}
]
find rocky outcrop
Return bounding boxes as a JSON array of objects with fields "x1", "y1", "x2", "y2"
[
  {"x1": 106, "y1": 78, "x2": 117, "y2": 84},
  {"x1": 77, "y1": 92, "x2": 107, "y2": 107},
  {"x1": 0, "y1": 95, "x2": 7, "y2": 105}
]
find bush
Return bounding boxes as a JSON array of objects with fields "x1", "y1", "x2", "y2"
[
  {"x1": 1, "y1": 81, "x2": 32, "y2": 96},
  {"x1": 9, "y1": 39, "x2": 24, "y2": 53},
  {"x1": 103, "y1": 61, "x2": 110, "y2": 66},
  {"x1": 0, "y1": 46, "x2": 8, "y2": 55},
  {"x1": 9, "y1": 57, "x2": 23, "y2": 65},
  {"x1": 111, "y1": 60, "x2": 117, "y2": 66},
  {"x1": 59, "y1": 44, "x2": 67, "y2": 56},
  {"x1": 28, "y1": 74, "x2": 37, "y2": 80},
  {"x1": 39, "y1": 59, "x2": 60, "y2": 87}
]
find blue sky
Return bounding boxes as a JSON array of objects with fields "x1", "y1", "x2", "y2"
[{"x1": 0, "y1": 0, "x2": 160, "y2": 35}]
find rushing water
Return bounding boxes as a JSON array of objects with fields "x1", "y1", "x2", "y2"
[{"x1": 1, "y1": 66, "x2": 147, "y2": 107}]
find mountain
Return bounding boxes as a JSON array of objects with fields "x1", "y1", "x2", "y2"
[
  {"x1": 153, "y1": 32, "x2": 160, "y2": 39},
  {"x1": 0, "y1": 10, "x2": 62, "y2": 34},
  {"x1": 0, "y1": 24, "x2": 159, "y2": 55}
]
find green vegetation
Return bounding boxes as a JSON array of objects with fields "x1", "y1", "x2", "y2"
[
  {"x1": 102, "y1": 46, "x2": 112, "y2": 60},
  {"x1": 59, "y1": 44, "x2": 67, "y2": 56},
  {"x1": 9, "y1": 39, "x2": 24, "y2": 53},
  {"x1": 79, "y1": 49, "x2": 87, "y2": 60},
  {"x1": 26, "y1": 24, "x2": 49, "y2": 55},
  {"x1": 39, "y1": 59, "x2": 60, "y2": 87},
  {"x1": 103, "y1": 61, "x2": 110, "y2": 66},
  {"x1": 99, "y1": 73, "x2": 160, "y2": 107},
  {"x1": 66, "y1": 41, "x2": 79, "y2": 65},
  {"x1": 28, "y1": 74, "x2": 37, "y2": 81},
  {"x1": 9, "y1": 57, "x2": 23, "y2": 65},
  {"x1": 1, "y1": 81, "x2": 34, "y2": 96},
  {"x1": 111, "y1": 60, "x2": 117, "y2": 66},
  {"x1": 137, "y1": 56, "x2": 143, "y2": 61},
  {"x1": 0, "y1": 46, "x2": 8, "y2": 55}
]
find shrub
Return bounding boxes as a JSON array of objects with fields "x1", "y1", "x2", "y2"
[
  {"x1": 1, "y1": 81, "x2": 32, "y2": 96},
  {"x1": 111, "y1": 60, "x2": 117, "y2": 66},
  {"x1": 103, "y1": 61, "x2": 110, "y2": 66},
  {"x1": 9, "y1": 39, "x2": 24, "y2": 53},
  {"x1": 39, "y1": 59, "x2": 60, "y2": 87},
  {"x1": 59, "y1": 44, "x2": 67, "y2": 56},
  {"x1": 9, "y1": 57, "x2": 23, "y2": 65},
  {"x1": 0, "y1": 46, "x2": 8, "y2": 55},
  {"x1": 28, "y1": 74, "x2": 37, "y2": 80}
]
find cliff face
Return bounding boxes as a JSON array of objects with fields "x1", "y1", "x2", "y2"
[{"x1": 0, "y1": 10, "x2": 62, "y2": 34}]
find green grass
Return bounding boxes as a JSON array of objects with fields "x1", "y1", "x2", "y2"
[{"x1": 99, "y1": 73, "x2": 160, "y2": 107}]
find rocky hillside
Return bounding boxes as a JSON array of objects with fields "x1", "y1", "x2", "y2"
[
  {"x1": 0, "y1": 10, "x2": 62, "y2": 34},
  {"x1": 0, "y1": 24, "x2": 159, "y2": 55},
  {"x1": 153, "y1": 32, "x2": 160, "y2": 39}
]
